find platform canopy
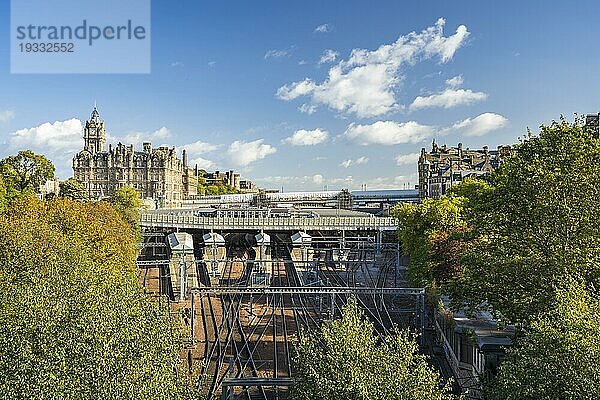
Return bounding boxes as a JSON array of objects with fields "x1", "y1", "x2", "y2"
[
  {"x1": 166, "y1": 232, "x2": 194, "y2": 254},
  {"x1": 255, "y1": 232, "x2": 271, "y2": 246},
  {"x1": 291, "y1": 231, "x2": 312, "y2": 246},
  {"x1": 202, "y1": 232, "x2": 225, "y2": 246}
]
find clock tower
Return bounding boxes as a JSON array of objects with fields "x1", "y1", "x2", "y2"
[{"x1": 83, "y1": 106, "x2": 107, "y2": 153}]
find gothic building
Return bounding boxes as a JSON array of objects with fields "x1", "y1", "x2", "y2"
[
  {"x1": 418, "y1": 141, "x2": 511, "y2": 199},
  {"x1": 72, "y1": 107, "x2": 198, "y2": 207}
]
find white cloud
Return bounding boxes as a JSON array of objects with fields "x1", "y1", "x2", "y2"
[
  {"x1": 298, "y1": 60, "x2": 308, "y2": 66},
  {"x1": 190, "y1": 157, "x2": 216, "y2": 170},
  {"x1": 445, "y1": 75, "x2": 463, "y2": 87},
  {"x1": 395, "y1": 152, "x2": 420, "y2": 166},
  {"x1": 298, "y1": 103, "x2": 317, "y2": 114},
  {"x1": 265, "y1": 47, "x2": 294, "y2": 60},
  {"x1": 111, "y1": 126, "x2": 172, "y2": 147},
  {"x1": 171, "y1": 61, "x2": 184, "y2": 67},
  {"x1": 7, "y1": 118, "x2": 84, "y2": 177},
  {"x1": 319, "y1": 49, "x2": 339, "y2": 64},
  {"x1": 181, "y1": 140, "x2": 220, "y2": 155},
  {"x1": 0, "y1": 110, "x2": 15, "y2": 123},
  {"x1": 227, "y1": 139, "x2": 277, "y2": 166},
  {"x1": 364, "y1": 175, "x2": 415, "y2": 190},
  {"x1": 277, "y1": 18, "x2": 470, "y2": 118},
  {"x1": 276, "y1": 79, "x2": 317, "y2": 101},
  {"x1": 313, "y1": 174, "x2": 324, "y2": 184},
  {"x1": 340, "y1": 156, "x2": 369, "y2": 168},
  {"x1": 283, "y1": 128, "x2": 328, "y2": 146},
  {"x1": 8, "y1": 118, "x2": 82, "y2": 156},
  {"x1": 208, "y1": 61, "x2": 217, "y2": 67},
  {"x1": 410, "y1": 88, "x2": 487, "y2": 110},
  {"x1": 314, "y1": 24, "x2": 332, "y2": 33},
  {"x1": 443, "y1": 112, "x2": 508, "y2": 137},
  {"x1": 344, "y1": 120, "x2": 435, "y2": 145}
]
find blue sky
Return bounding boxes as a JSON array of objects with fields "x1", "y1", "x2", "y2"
[{"x1": 0, "y1": 0, "x2": 599, "y2": 190}]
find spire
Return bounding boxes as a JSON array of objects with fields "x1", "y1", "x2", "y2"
[{"x1": 91, "y1": 104, "x2": 100, "y2": 123}]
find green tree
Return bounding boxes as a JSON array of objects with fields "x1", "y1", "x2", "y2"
[
  {"x1": 0, "y1": 176, "x2": 8, "y2": 213},
  {"x1": 450, "y1": 118, "x2": 600, "y2": 323},
  {"x1": 0, "y1": 197, "x2": 191, "y2": 399},
  {"x1": 392, "y1": 195, "x2": 469, "y2": 289},
  {"x1": 59, "y1": 178, "x2": 89, "y2": 200},
  {"x1": 0, "y1": 150, "x2": 55, "y2": 195},
  {"x1": 108, "y1": 185, "x2": 143, "y2": 233},
  {"x1": 485, "y1": 284, "x2": 600, "y2": 400},
  {"x1": 292, "y1": 297, "x2": 454, "y2": 400}
]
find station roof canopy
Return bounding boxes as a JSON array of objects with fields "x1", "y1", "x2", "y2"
[
  {"x1": 167, "y1": 232, "x2": 194, "y2": 254},
  {"x1": 291, "y1": 231, "x2": 312, "y2": 246},
  {"x1": 202, "y1": 232, "x2": 225, "y2": 246}
]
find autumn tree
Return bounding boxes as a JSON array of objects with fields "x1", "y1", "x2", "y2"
[
  {"x1": 0, "y1": 197, "x2": 192, "y2": 399},
  {"x1": 0, "y1": 150, "x2": 55, "y2": 195},
  {"x1": 292, "y1": 297, "x2": 455, "y2": 400},
  {"x1": 485, "y1": 283, "x2": 600, "y2": 400},
  {"x1": 59, "y1": 178, "x2": 89, "y2": 200}
]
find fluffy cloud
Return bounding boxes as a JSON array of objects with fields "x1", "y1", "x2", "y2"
[
  {"x1": 277, "y1": 18, "x2": 470, "y2": 118},
  {"x1": 445, "y1": 75, "x2": 463, "y2": 87},
  {"x1": 283, "y1": 128, "x2": 328, "y2": 146},
  {"x1": 395, "y1": 152, "x2": 421, "y2": 166},
  {"x1": 227, "y1": 139, "x2": 276, "y2": 166},
  {"x1": 314, "y1": 24, "x2": 332, "y2": 33},
  {"x1": 181, "y1": 140, "x2": 220, "y2": 155},
  {"x1": 190, "y1": 156, "x2": 216, "y2": 170},
  {"x1": 7, "y1": 118, "x2": 83, "y2": 177},
  {"x1": 344, "y1": 120, "x2": 435, "y2": 145},
  {"x1": 443, "y1": 112, "x2": 508, "y2": 137},
  {"x1": 0, "y1": 110, "x2": 15, "y2": 123},
  {"x1": 8, "y1": 118, "x2": 82, "y2": 156},
  {"x1": 410, "y1": 88, "x2": 487, "y2": 110},
  {"x1": 179, "y1": 140, "x2": 221, "y2": 170},
  {"x1": 312, "y1": 174, "x2": 324, "y2": 185},
  {"x1": 276, "y1": 79, "x2": 317, "y2": 101},
  {"x1": 339, "y1": 156, "x2": 369, "y2": 168},
  {"x1": 298, "y1": 103, "x2": 317, "y2": 114},
  {"x1": 410, "y1": 73, "x2": 486, "y2": 110},
  {"x1": 111, "y1": 126, "x2": 172, "y2": 147},
  {"x1": 319, "y1": 49, "x2": 339, "y2": 64}
]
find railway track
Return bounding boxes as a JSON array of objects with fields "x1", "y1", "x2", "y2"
[{"x1": 194, "y1": 235, "x2": 414, "y2": 399}]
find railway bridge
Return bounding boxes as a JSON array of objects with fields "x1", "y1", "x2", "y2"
[{"x1": 140, "y1": 209, "x2": 398, "y2": 232}]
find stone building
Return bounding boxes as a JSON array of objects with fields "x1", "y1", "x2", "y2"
[
  {"x1": 418, "y1": 141, "x2": 511, "y2": 199},
  {"x1": 72, "y1": 107, "x2": 198, "y2": 207},
  {"x1": 203, "y1": 170, "x2": 241, "y2": 189}
]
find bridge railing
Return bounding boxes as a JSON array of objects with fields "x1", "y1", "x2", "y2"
[{"x1": 140, "y1": 212, "x2": 398, "y2": 230}]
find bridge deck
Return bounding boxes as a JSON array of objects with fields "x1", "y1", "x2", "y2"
[{"x1": 140, "y1": 212, "x2": 398, "y2": 231}]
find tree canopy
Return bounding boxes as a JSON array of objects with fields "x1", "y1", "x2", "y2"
[
  {"x1": 0, "y1": 197, "x2": 191, "y2": 399},
  {"x1": 392, "y1": 194, "x2": 470, "y2": 290},
  {"x1": 108, "y1": 185, "x2": 143, "y2": 233},
  {"x1": 448, "y1": 118, "x2": 600, "y2": 323},
  {"x1": 0, "y1": 150, "x2": 55, "y2": 195},
  {"x1": 292, "y1": 297, "x2": 454, "y2": 400},
  {"x1": 485, "y1": 284, "x2": 600, "y2": 400},
  {"x1": 59, "y1": 178, "x2": 89, "y2": 200}
]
